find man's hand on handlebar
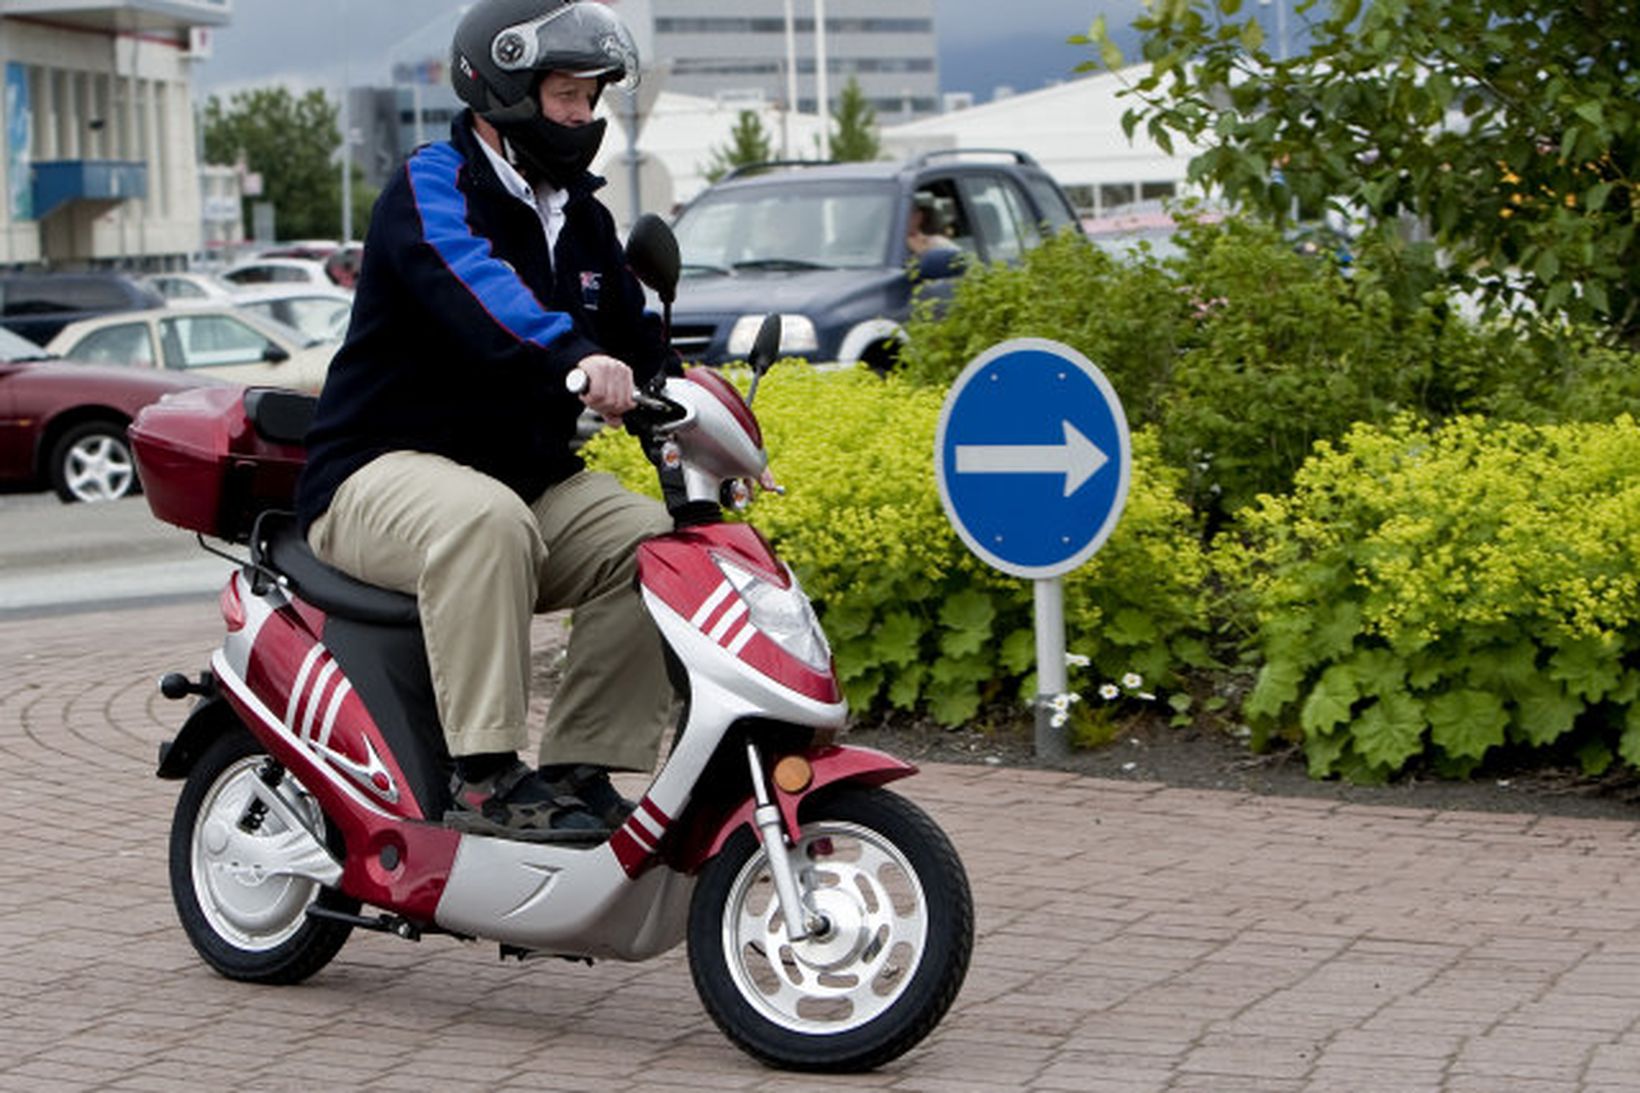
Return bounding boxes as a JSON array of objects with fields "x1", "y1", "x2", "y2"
[{"x1": 573, "y1": 354, "x2": 637, "y2": 426}]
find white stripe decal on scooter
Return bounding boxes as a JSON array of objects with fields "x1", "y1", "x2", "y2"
[
  {"x1": 316, "y1": 678, "x2": 352, "y2": 750},
  {"x1": 632, "y1": 804, "x2": 666, "y2": 842},
  {"x1": 707, "y1": 599, "x2": 747, "y2": 642},
  {"x1": 624, "y1": 820, "x2": 657, "y2": 853},
  {"x1": 689, "y1": 580, "x2": 733, "y2": 628},
  {"x1": 286, "y1": 644, "x2": 326, "y2": 733},
  {"x1": 210, "y1": 649, "x2": 398, "y2": 821},
  {"x1": 623, "y1": 802, "x2": 668, "y2": 853},
  {"x1": 725, "y1": 624, "x2": 755, "y2": 656},
  {"x1": 302, "y1": 657, "x2": 339, "y2": 741}
]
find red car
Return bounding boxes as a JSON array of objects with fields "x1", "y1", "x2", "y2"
[{"x1": 0, "y1": 324, "x2": 227, "y2": 503}]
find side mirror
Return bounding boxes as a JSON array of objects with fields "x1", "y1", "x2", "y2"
[
  {"x1": 743, "y1": 314, "x2": 782, "y2": 408},
  {"x1": 626, "y1": 212, "x2": 681, "y2": 306},
  {"x1": 747, "y1": 313, "x2": 781, "y2": 375},
  {"x1": 915, "y1": 247, "x2": 964, "y2": 281},
  {"x1": 262, "y1": 344, "x2": 291, "y2": 364}
]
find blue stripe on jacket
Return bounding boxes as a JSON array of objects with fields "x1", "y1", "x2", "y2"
[{"x1": 405, "y1": 141, "x2": 573, "y2": 351}]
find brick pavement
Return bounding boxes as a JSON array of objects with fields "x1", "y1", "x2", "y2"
[{"x1": 6, "y1": 600, "x2": 1640, "y2": 1091}]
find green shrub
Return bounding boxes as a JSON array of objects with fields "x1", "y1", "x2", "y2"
[
  {"x1": 1478, "y1": 326, "x2": 1640, "y2": 426},
  {"x1": 897, "y1": 229, "x2": 1189, "y2": 425},
  {"x1": 585, "y1": 364, "x2": 1212, "y2": 725},
  {"x1": 1158, "y1": 223, "x2": 1495, "y2": 511},
  {"x1": 1218, "y1": 413, "x2": 1640, "y2": 782},
  {"x1": 898, "y1": 216, "x2": 1620, "y2": 515}
]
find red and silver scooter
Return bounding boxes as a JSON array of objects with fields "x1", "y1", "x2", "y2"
[{"x1": 132, "y1": 215, "x2": 972, "y2": 1072}]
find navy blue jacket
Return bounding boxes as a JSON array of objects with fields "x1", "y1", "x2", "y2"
[{"x1": 296, "y1": 112, "x2": 670, "y2": 532}]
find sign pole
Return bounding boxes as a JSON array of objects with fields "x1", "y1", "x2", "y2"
[
  {"x1": 934, "y1": 337, "x2": 1130, "y2": 763},
  {"x1": 1034, "y1": 577, "x2": 1068, "y2": 760}
]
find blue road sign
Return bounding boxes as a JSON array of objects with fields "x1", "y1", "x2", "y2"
[{"x1": 935, "y1": 338, "x2": 1130, "y2": 579}]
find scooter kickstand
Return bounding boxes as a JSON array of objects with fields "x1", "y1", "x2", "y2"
[{"x1": 745, "y1": 742, "x2": 825, "y2": 942}]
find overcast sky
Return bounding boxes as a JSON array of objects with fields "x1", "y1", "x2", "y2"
[{"x1": 191, "y1": 1, "x2": 1145, "y2": 102}]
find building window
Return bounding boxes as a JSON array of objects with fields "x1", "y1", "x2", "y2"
[{"x1": 1099, "y1": 182, "x2": 1138, "y2": 212}]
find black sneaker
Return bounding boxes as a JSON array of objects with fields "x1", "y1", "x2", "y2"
[
  {"x1": 445, "y1": 759, "x2": 607, "y2": 843},
  {"x1": 540, "y1": 764, "x2": 638, "y2": 829}
]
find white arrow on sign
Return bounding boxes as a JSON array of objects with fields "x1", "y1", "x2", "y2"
[{"x1": 954, "y1": 420, "x2": 1108, "y2": 497}]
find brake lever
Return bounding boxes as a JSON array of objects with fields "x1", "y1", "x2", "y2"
[{"x1": 632, "y1": 390, "x2": 672, "y2": 413}]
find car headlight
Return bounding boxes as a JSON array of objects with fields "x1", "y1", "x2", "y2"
[
  {"x1": 727, "y1": 314, "x2": 819, "y2": 356},
  {"x1": 714, "y1": 555, "x2": 832, "y2": 674}
]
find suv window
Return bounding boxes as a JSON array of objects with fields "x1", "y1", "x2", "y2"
[
  {"x1": 911, "y1": 179, "x2": 975, "y2": 256},
  {"x1": 1022, "y1": 174, "x2": 1079, "y2": 234},
  {"x1": 959, "y1": 175, "x2": 1042, "y2": 263}
]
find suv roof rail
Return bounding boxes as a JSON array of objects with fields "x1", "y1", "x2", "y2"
[
  {"x1": 719, "y1": 159, "x2": 838, "y2": 182},
  {"x1": 910, "y1": 148, "x2": 1042, "y2": 169}
]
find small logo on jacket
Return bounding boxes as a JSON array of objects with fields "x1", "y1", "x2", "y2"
[{"x1": 580, "y1": 271, "x2": 602, "y2": 311}]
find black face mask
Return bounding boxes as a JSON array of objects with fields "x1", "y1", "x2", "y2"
[{"x1": 499, "y1": 115, "x2": 606, "y2": 190}]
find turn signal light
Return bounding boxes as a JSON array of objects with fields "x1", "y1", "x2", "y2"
[{"x1": 773, "y1": 755, "x2": 813, "y2": 794}]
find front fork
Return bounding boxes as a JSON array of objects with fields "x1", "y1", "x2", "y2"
[{"x1": 745, "y1": 741, "x2": 825, "y2": 942}]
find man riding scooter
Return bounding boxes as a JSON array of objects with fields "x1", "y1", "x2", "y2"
[{"x1": 296, "y1": 0, "x2": 680, "y2": 839}]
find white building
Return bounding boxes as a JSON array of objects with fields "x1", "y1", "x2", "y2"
[
  {"x1": 882, "y1": 66, "x2": 1204, "y2": 218},
  {"x1": 0, "y1": 1, "x2": 230, "y2": 267},
  {"x1": 598, "y1": 65, "x2": 1205, "y2": 222},
  {"x1": 653, "y1": 0, "x2": 939, "y2": 123},
  {"x1": 358, "y1": 29, "x2": 1196, "y2": 232}
]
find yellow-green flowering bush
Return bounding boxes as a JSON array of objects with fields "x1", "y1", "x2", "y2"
[
  {"x1": 1218, "y1": 414, "x2": 1640, "y2": 782},
  {"x1": 585, "y1": 364, "x2": 1212, "y2": 725}
]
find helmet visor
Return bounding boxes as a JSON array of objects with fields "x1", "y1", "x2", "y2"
[{"x1": 491, "y1": 2, "x2": 640, "y2": 91}]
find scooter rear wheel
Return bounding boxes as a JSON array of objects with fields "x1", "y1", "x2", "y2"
[
  {"x1": 687, "y1": 785, "x2": 973, "y2": 1071},
  {"x1": 168, "y1": 725, "x2": 358, "y2": 984}
]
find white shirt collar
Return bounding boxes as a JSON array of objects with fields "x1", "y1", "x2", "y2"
[
  {"x1": 475, "y1": 128, "x2": 537, "y2": 206},
  {"x1": 473, "y1": 124, "x2": 570, "y2": 250}
]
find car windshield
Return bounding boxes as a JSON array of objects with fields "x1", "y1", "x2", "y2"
[
  {"x1": 672, "y1": 181, "x2": 897, "y2": 273},
  {"x1": 0, "y1": 324, "x2": 55, "y2": 361}
]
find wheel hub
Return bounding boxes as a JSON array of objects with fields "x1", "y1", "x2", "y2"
[
  {"x1": 790, "y1": 887, "x2": 870, "y2": 971},
  {"x1": 192, "y1": 760, "x2": 322, "y2": 948}
]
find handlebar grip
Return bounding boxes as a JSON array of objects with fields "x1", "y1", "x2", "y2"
[{"x1": 565, "y1": 369, "x2": 588, "y2": 395}]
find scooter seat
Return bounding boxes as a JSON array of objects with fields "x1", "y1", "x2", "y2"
[{"x1": 253, "y1": 512, "x2": 421, "y2": 627}]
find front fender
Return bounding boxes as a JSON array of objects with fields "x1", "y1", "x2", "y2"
[
  {"x1": 673, "y1": 744, "x2": 916, "y2": 873},
  {"x1": 155, "y1": 694, "x2": 240, "y2": 779}
]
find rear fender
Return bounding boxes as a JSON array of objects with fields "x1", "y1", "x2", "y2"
[
  {"x1": 155, "y1": 693, "x2": 239, "y2": 779},
  {"x1": 670, "y1": 745, "x2": 915, "y2": 873}
]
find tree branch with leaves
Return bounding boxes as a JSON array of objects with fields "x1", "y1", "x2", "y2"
[{"x1": 1080, "y1": 0, "x2": 1640, "y2": 343}]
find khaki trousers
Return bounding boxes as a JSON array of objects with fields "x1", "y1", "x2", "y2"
[{"x1": 308, "y1": 451, "x2": 674, "y2": 771}]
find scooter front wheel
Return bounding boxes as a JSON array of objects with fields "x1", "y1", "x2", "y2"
[
  {"x1": 687, "y1": 785, "x2": 973, "y2": 1071},
  {"x1": 168, "y1": 725, "x2": 358, "y2": 984}
]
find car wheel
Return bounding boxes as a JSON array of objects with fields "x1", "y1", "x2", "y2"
[
  {"x1": 860, "y1": 340, "x2": 902, "y2": 377},
  {"x1": 49, "y1": 420, "x2": 139, "y2": 503}
]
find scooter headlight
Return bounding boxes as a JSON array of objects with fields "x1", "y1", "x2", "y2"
[{"x1": 715, "y1": 556, "x2": 831, "y2": 673}]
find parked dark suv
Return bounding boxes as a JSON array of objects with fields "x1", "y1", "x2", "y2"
[
  {"x1": 0, "y1": 272, "x2": 164, "y2": 346},
  {"x1": 665, "y1": 150, "x2": 1081, "y2": 369}
]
